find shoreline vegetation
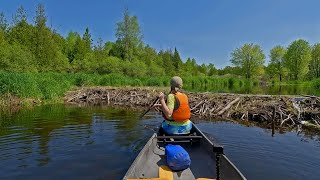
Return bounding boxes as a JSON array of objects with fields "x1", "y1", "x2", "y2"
[{"x1": 0, "y1": 71, "x2": 319, "y2": 110}]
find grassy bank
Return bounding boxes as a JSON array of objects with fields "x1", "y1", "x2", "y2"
[
  {"x1": 0, "y1": 72, "x2": 246, "y2": 107},
  {"x1": 1, "y1": 72, "x2": 319, "y2": 111}
]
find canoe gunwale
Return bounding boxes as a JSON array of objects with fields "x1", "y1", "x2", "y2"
[
  {"x1": 123, "y1": 123, "x2": 247, "y2": 180},
  {"x1": 192, "y1": 123, "x2": 246, "y2": 180},
  {"x1": 123, "y1": 133, "x2": 157, "y2": 180}
]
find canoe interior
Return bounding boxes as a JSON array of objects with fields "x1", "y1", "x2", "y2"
[{"x1": 124, "y1": 124, "x2": 246, "y2": 180}]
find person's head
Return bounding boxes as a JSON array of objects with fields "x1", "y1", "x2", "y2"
[{"x1": 170, "y1": 76, "x2": 183, "y2": 92}]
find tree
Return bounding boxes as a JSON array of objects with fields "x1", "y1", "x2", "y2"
[
  {"x1": 268, "y1": 45, "x2": 286, "y2": 81},
  {"x1": 230, "y1": 43, "x2": 265, "y2": 79},
  {"x1": 138, "y1": 45, "x2": 159, "y2": 67},
  {"x1": 159, "y1": 49, "x2": 175, "y2": 76},
  {"x1": 35, "y1": 3, "x2": 46, "y2": 28},
  {"x1": 82, "y1": 27, "x2": 92, "y2": 53},
  {"x1": 0, "y1": 12, "x2": 8, "y2": 32},
  {"x1": 310, "y1": 43, "x2": 320, "y2": 78},
  {"x1": 198, "y1": 63, "x2": 208, "y2": 76},
  {"x1": 64, "y1": 31, "x2": 81, "y2": 63},
  {"x1": 207, "y1": 63, "x2": 217, "y2": 76},
  {"x1": 9, "y1": 6, "x2": 33, "y2": 47},
  {"x1": 32, "y1": 3, "x2": 69, "y2": 72},
  {"x1": 284, "y1": 39, "x2": 311, "y2": 80},
  {"x1": 172, "y1": 47, "x2": 183, "y2": 72},
  {"x1": 115, "y1": 8, "x2": 142, "y2": 60},
  {"x1": 13, "y1": 6, "x2": 27, "y2": 25}
]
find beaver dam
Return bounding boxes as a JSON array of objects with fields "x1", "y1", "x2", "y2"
[{"x1": 65, "y1": 87, "x2": 320, "y2": 130}]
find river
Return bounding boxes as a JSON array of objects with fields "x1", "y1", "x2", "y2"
[{"x1": 0, "y1": 105, "x2": 319, "y2": 180}]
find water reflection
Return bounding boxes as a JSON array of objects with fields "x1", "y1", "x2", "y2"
[
  {"x1": 185, "y1": 81, "x2": 320, "y2": 96},
  {"x1": 0, "y1": 105, "x2": 160, "y2": 179},
  {"x1": 1, "y1": 105, "x2": 320, "y2": 179}
]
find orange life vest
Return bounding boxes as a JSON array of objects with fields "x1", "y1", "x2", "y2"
[{"x1": 164, "y1": 92, "x2": 191, "y2": 122}]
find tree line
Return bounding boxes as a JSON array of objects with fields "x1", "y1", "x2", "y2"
[
  {"x1": 0, "y1": 5, "x2": 217, "y2": 77},
  {"x1": 230, "y1": 41, "x2": 320, "y2": 81},
  {"x1": 0, "y1": 4, "x2": 319, "y2": 82}
]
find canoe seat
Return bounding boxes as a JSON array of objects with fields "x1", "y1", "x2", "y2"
[
  {"x1": 127, "y1": 165, "x2": 173, "y2": 180},
  {"x1": 196, "y1": 178, "x2": 216, "y2": 180}
]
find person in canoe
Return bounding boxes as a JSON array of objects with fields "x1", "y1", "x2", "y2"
[{"x1": 155, "y1": 76, "x2": 192, "y2": 135}]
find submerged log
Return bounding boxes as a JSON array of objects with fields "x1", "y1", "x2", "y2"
[{"x1": 64, "y1": 87, "x2": 320, "y2": 128}]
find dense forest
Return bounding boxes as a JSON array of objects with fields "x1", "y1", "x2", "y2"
[
  {"x1": 1, "y1": 4, "x2": 319, "y2": 82},
  {"x1": 0, "y1": 5, "x2": 218, "y2": 78}
]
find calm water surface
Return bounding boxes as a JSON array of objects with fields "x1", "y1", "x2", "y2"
[{"x1": 0, "y1": 105, "x2": 320, "y2": 180}]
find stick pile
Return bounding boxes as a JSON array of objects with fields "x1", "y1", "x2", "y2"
[{"x1": 65, "y1": 87, "x2": 320, "y2": 128}]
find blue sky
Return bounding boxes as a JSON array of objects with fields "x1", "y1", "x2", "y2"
[{"x1": 1, "y1": 0, "x2": 320, "y2": 68}]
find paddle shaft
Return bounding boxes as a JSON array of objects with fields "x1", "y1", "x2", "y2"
[{"x1": 139, "y1": 96, "x2": 160, "y2": 118}]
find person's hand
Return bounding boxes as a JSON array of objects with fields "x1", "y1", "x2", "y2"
[
  {"x1": 152, "y1": 103, "x2": 162, "y2": 108},
  {"x1": 159, "y1": 92, "x2": 165, "y2": 101}
]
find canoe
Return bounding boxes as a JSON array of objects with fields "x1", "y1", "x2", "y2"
[{"x1": 123, "y1": 123, "x2": 246, "y2": 180}]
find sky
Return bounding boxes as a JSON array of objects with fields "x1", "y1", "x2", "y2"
[{"x1": 1, "y1": 0, "x2": 320, "y2": 68}]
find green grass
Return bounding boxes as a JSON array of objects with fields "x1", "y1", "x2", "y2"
[
  {"x1": 1, "y1": 72, "x2": 319, "y2": 107},
  {"x1": 0, "y1": 72, "x2": 248, "y2": 101}
]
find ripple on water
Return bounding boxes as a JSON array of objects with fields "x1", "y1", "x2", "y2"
[{"x1": 1, "y1": 106, "x2": 320, "y2": 180}]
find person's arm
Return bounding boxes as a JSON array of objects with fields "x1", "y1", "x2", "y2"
[{"x1": 159, "y1": 92, "x2": 173, "y2": 119}]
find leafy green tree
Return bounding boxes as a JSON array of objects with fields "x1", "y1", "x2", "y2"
[
  {"x1": 182, "y1": 58, "x2": 193, "y2": 75},
  {"x1": 230, "y1": 43, "x2": 265, "y2": 79},
  {"x1": 64, "y1": 31, "x2": 80, "y2": 63},
  {"x1": 191, "y1": 58, "x2": 199, "y2": 76},
  {"x1": 284, "y1": 39, "x2": 311, "y2": 80},
  {"x1": 268, "y1": 45, "x2": 286, "y2": 81},
  {"x1": 159, "y1": 50, "x2": 175, "y2": 75},
  {"x1": 207, "y1": 63, "x2": 217, "y2": 76},
  {"x1": 0, "y1": 41, "x2": 37, "y2": 72},
  {"x1": 138, "y1": 45, "x2": 157, "y2": 65},
  {"x1": 71, "y1": 28, "x2": 94, "y2": 71},
  {"x1": 96, "y1": 56, "x2": 122, "y2": 74},
  {"x1": 115, "y1": 8, "x2": 142, "y2": 60},
  {"x1": 32, "y1": 4, "x2": 69, "y2": 72},
  {"x1": 104, "y1": 41, "x2": 114, "y2": 56},
  {"x1": 9, "y1": 6, "x2": 33, "y2": 48},
  {"x1": 93, "y1": 38, "x2": 105, "y2": 63},
  {"x1": 122, "y1": 59, "x2": 147, "y2": 77},
  {"x1": 310, "y1": 43, "x2": 320, "y2": 78},
  {"x1": 198, "y1": 63, "x2": 208, "y2": 76}
]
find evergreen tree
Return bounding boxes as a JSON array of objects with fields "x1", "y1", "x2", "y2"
[
  {"x1": 0, "y1": 12, "x2": 8, "y2": 32},
  {"x1": 172, "y1": 47, "x2": 183, "y2": 72},
  {"x1": 82, "y1": 27, "x2": 92, "y2": 53},
  {"x1": 13, "y1": 6, "x2": 27, "y2": 25}
]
